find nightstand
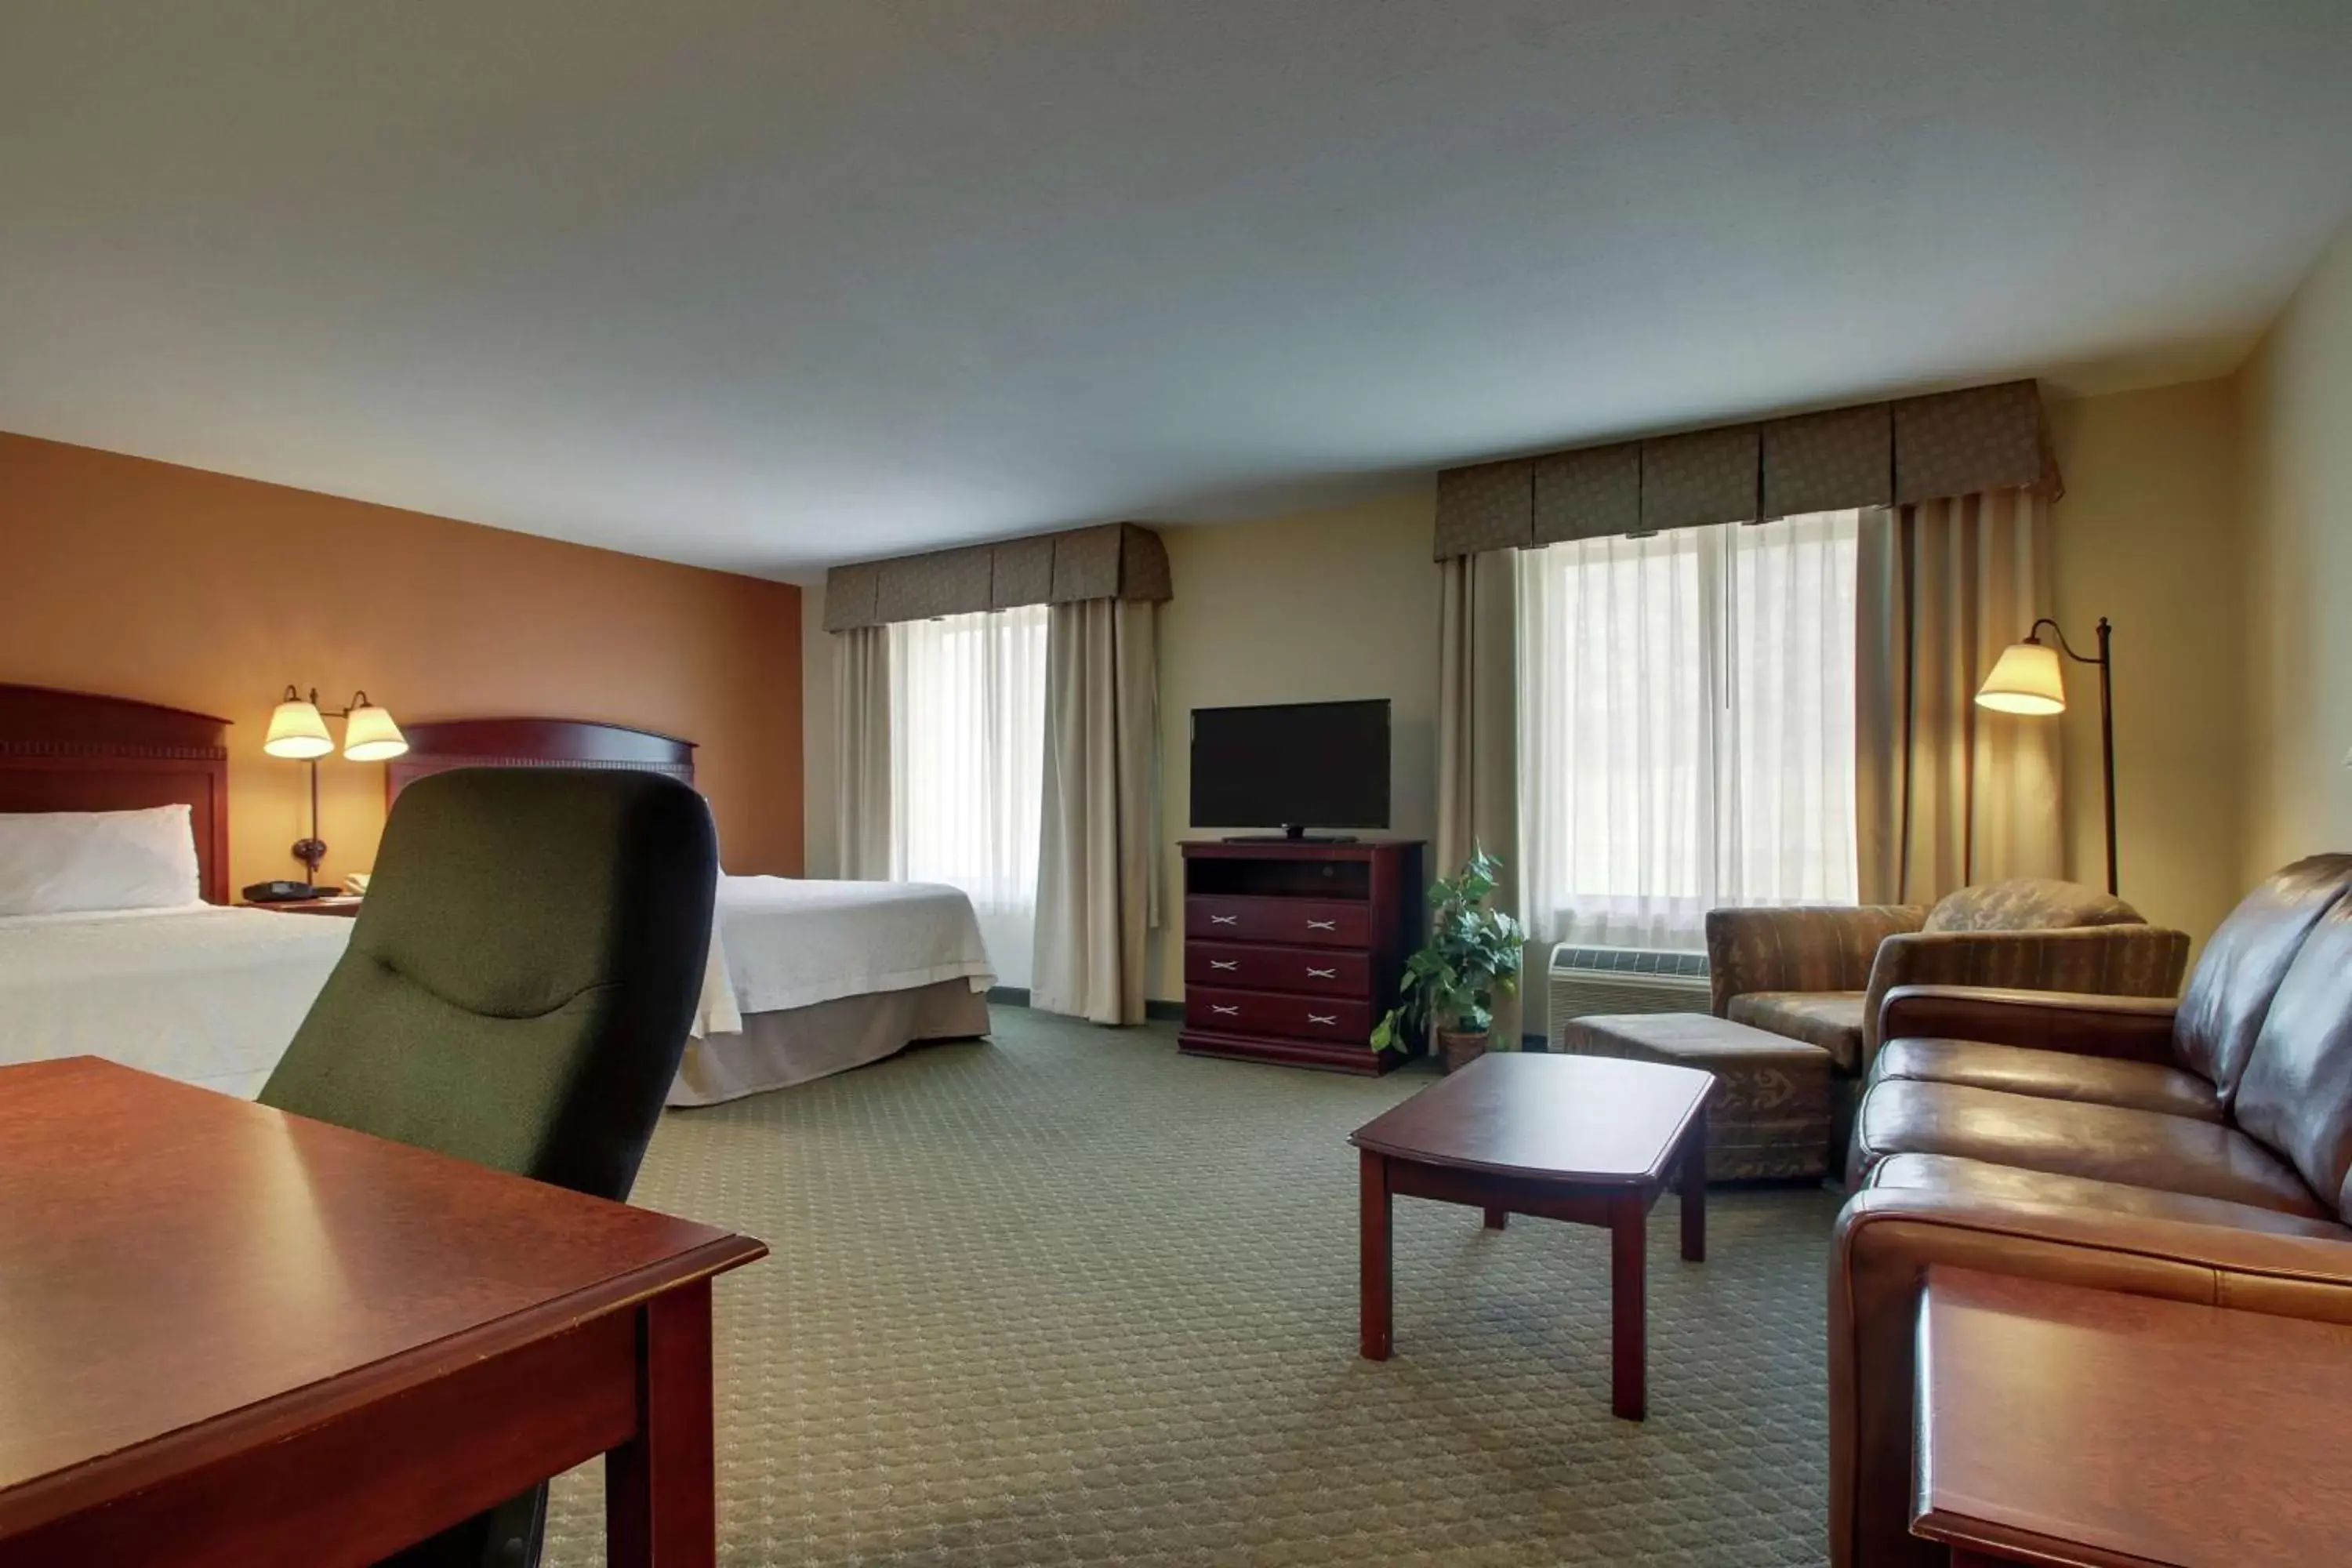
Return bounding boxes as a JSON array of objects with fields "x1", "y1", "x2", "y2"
[{"x1": 241, "y1": 896, "x2": 365, "y2": 917}]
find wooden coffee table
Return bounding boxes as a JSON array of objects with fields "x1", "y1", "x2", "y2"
[{"x1": 1349, "y1": 1051, "x2": 1713, "y2": 1421}]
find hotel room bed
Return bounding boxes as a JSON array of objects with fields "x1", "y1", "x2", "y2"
[
  {"x1": 0, "y1": 684, "x2": 354, "y2": 1096},
  {"x1": 0, "y1": 903, "x2": 350, "y2": 1095},
  {"x1": 0, "y1": 692, "x2": 993, "y2": 1106},
  {"x1": 390, "y1": 718, "x2": 994, "y2": 1106},
  {"x1": 684, "y1": 873, "x2": 992, "y2": 1105}
]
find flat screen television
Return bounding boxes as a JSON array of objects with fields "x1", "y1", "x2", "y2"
[{"x1": 1189, "y1": 699, "x2": 1390, "y2": 840}]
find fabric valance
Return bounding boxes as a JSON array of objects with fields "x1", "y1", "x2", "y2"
[
  {"x1": 824, "y1": 522, "x2": 1172, "y2": 632},
  {"x1": 1432, "y1": 379, "x2": 2060, "y2": 560}
]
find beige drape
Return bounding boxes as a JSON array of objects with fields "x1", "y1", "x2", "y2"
[
  {"x1": 1031, "y1": 599, "x2": 1159, "y2": 1024},
  {"x1": 1436, "y1": 550, "x2": 1524, "y2": 1044},
  {"x1": 833, "y1": 625, "x2": 895, "y2": 880},
  {"x1": 1855, "y1": 490, "x2": 2063, "y2": 905}
]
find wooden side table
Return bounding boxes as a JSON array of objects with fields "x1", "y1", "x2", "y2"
[
  {"x1": 1914, "y1": 1265, "x2": 2352, "y2": 1566},
  {"x1": 240, "y1": 895, "x2": 364, "y2": 916}
]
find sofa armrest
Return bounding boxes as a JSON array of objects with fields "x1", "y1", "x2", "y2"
[
  {"x1": 1828, "y1": 1189, "x2": 2352, "y2": 1568},
  {"x1": 1703, "y1": 904, "x2": 1924, "y2": 1017},
  {"x1": 1857, "y1": 925, "x2": 2189, "y2": 1062},
  {"x1": 1876, "y1": 985, "x2": 2180, "y2": 1064}
]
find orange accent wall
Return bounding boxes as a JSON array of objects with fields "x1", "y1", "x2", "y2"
[{"x1": 0, "y1": 431, "x2": 802, "y2": 891}]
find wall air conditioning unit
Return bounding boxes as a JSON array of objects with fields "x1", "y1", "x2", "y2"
[{"x1": 1547, "y1": 943, "x2": 1711, "y2": 1051}]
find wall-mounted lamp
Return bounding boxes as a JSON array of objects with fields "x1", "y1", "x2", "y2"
[
  {"x1": 1975, "y1": 617, "x2": 2116, "y2": 895},
  {"x1": 263, "y1": 686, "x2": 408, "y2": 884}
]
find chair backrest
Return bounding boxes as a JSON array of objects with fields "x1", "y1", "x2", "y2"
[
  {"x1": 260, "y1": 766, "x2": 717, "y2": 1203},
  {"x1": 2172, "y1": 854, "x2": 2352, "y2": 1105},
  {"x1": 2232, "y1": 895, "x2": 2352, "y2": 1220},
  {"x1": 1920, "y1": 878, "x2": 2143, "y2": 934}
]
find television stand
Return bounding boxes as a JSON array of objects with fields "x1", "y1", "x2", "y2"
[
  {"x1": 1178, "y1": 838, "x2": 1425, "y2": 1074},
  {"x1": 1223, "y1": 829, "x2": 1359, "y2": 844}
]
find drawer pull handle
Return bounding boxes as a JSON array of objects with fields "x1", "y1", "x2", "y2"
[
  {"x1": 1210, "y1": 959, "x2": 1239, "y2": 971},
  {"x1": 1210, "y1": 914, "x2": 1239, "y2": 926},
  {"x1": 1306, "y1": 966, "x2": 1337, "y2": 979},
  {"x1": 1305, "y1": 918, "x2": 1338, "y2": 931},
  {"x1": 1211, "y1": 1004, "x2": 1240, "y2": 1017},
  {"x1": 1308, "y1": 1012, "x2": 1338, "y2": 1026}
]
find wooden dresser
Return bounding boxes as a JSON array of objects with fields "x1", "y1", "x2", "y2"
[{"x1": 1178, "y1": 839, "x2": 1425, "y2": 1074}]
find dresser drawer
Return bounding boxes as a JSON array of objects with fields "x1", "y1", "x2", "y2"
[
  {"x1": 1185, "y1": 896, "x2": 1370, "y2": 949},
  {"x1": 1186, "y1": 942, "x2": 1370, "y2": 996},
  {"x1": 1185, "y1": 985, "x2": 1374, "y2": 1044}
]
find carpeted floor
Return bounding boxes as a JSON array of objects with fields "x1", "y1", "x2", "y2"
[{"x1": 543, "y1": 1008, "x2": 1842, "y2": 1566}]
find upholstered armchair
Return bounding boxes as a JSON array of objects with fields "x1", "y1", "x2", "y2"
[{"x1": 1704, "y1": 880, "x2": 2190, "y2": 1077}]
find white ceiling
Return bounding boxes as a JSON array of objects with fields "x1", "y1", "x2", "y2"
[{"x1": 5, "y1": 2, "x2": 2351, "y2": 579}]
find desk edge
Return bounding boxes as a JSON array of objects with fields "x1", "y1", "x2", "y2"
[{"x1": 0, "y1": 1232, "x2": 765, "y2": 1538}]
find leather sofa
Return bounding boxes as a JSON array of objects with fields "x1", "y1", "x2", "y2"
[
  {"x1": 1706, "y1": 879, "x2": 2188, "y2": 1080},
  {"x1": 1829, "y1": 854, "x2": 2352, "y2": 1568}
]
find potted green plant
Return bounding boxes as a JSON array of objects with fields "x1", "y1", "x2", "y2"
[{"x1": 1370, "y1": 844, "x2": 1526, "y2": 1073}]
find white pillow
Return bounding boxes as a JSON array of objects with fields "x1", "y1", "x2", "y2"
[{"x1": 0, "y1": 804, "x2": 203, "y2": 916}]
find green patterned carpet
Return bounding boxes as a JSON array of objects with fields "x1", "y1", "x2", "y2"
[{"x1": 543, "y1": 1009, "x2": 1840, "y2": 1566}]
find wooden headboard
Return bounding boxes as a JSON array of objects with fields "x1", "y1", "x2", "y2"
[
  {"x1": 386, "y1": 717, "x2": 697, "y2": 804},
  {"x1": 0, "y1": 684, "x2": 234, "y2": 904}
]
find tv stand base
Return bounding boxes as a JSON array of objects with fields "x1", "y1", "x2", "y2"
[{"x1": 1223, "y1": 828, "x2": 1361, "y2": 844}]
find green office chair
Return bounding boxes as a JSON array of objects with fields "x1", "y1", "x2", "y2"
[{"x1": 259, "y1": 766, "x2": 719, "y2": 1568}]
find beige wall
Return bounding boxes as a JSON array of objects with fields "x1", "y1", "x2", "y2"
[
  {"x1": 793, "y1": 492, "x2": 1447, "y2": 1000},
  {"x1": 793, "y1": 365, "x2": 2299, "y2": 1013},
  {"x1": 1149, "y1": 485, "x2": 1443, "y2": 998},
  {"x1": 2239, "y1": 216, "x2": 2352, "y2": 877},
  {"x1": 1137, "y1": 398, "x2": 2259, "y2": 1007},
  {"x1": 0, "y1": 432, "x2": 805, "y2": 892},
  {"x1": 2047, "y1": 379, "x2": 2246, "y2": 948}
]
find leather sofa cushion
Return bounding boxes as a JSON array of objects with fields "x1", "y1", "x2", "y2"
[
  {"x1": 1850, "y1": 1080, "x2": 2330, "y2": 1219},
  {"x1": 2234, "y1": 896, "x2": 2352, "y2": 1216},
  {"x1": 2172, "y1": 853, "x2": 2352, "y2": 1105},
  {"x1": 1871, "y1": 1036, "x2": 2222, "y2": 1122},
  {"x1": 1867, "y1": 1151, "x2": 2352, "y2": 1240},
  {"x1": 1922, "y1": 878, "x2": 2143, "y2": 934},
  {"x1": 1727, "y1": 990, "x2": 1865, "y2": 1073}
]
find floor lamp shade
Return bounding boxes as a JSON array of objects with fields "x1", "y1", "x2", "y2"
[{"x1": 1975, "y1": 641, "x2": 2067, "y2": 715}]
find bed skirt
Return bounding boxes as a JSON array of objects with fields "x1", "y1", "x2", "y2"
[{"x1": 667, "y1": 979, "x2": 990, "y2": 1107}]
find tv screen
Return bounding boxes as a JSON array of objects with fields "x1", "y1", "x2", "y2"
[{"x1": 1190, "y1": 699, "x2": 1390, "y2": 834}]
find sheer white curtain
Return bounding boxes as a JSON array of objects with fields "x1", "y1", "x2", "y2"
[
  {"x1": 1517, "y1": 510, "x2": 1860, "y2": 949},
  {"x1": 888, "y1": 604, "x2": 1050, "y2": 916}
]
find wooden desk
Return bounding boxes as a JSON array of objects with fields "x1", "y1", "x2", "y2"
[
  {"x1": 0, "y1": 1056, "x2": 767, "y2": 1567},
  {"x1": 1914, "y1": 1266, "x2": 2352, "y2": 1567},
  {"x1": 1350, "y1": 1052, "x2": 1711, "y2": 1420}
]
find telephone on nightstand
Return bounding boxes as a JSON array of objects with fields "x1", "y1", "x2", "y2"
[{"x1": 242, "y1": 880, "x2": 320, "y2": 903}]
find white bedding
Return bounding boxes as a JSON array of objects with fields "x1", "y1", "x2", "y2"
[
  {"x1": 0, "y1": 877, "x2": 993, "y2": 1106},
  {"x1": 0, "y1": 904, "x2": 353, "y2": 1097},
  {"x1": 695, "y1": 874, "x2": 996, "y2": 1035}
]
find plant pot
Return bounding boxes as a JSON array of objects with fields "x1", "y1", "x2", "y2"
[{"x1": 1436, "y1": 1028, "x2": 1490, "y2": 1075}]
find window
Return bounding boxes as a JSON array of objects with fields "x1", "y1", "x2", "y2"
[
  {"x1": 887, "y1": 604, "x2": 1050, "y2": 915},
  {"x1": 1516, "y1": 510, "x2": 1860, "y2": 950}
]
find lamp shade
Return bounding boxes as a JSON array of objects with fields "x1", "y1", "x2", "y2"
[
  {"x1": 263, "y1": 695, "x2": 334, "y2": 758},
  {"x1": 1976, "y1": 641, "x2": 2067, "y2": 716},
  {"x1": 341, "y1": 702, "x2": 409, "y2": 761}
]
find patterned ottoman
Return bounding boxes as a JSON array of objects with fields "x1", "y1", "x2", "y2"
[{"x1": 1555, "y1": 1012, "x2": 1833, "y2": 1181}]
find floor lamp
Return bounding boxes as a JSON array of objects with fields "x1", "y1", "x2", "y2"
[{"x1": 1974, "y1": 617, "x2": 2115, "y2": 895}]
